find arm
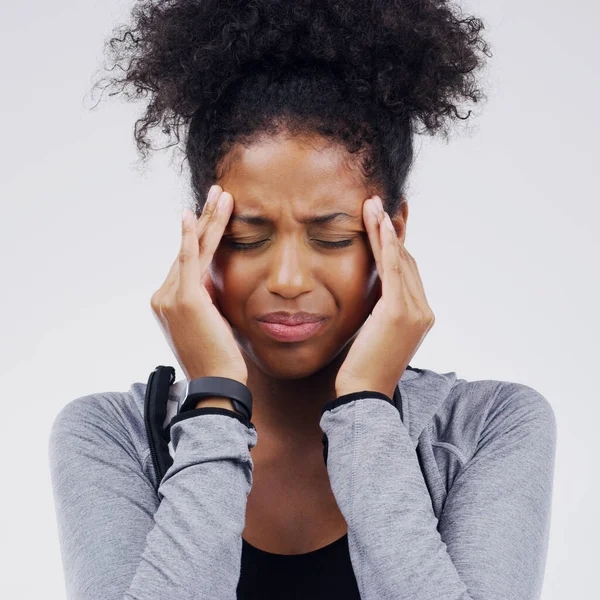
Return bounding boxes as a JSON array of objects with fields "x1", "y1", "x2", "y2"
[
  {"x1": 48, "y1": 394, "x2": 257, "y2": 600},
  {"x1": 319, "y1": 384, "x2": 557, "y2": 600}
]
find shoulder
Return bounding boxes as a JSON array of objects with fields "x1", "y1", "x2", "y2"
[
  {"x1": 48, "y1": 381, "x2": 153, "y2": 470},
  {"x1": 431, "y1": 375, "x2": 556, "y2": 466}
]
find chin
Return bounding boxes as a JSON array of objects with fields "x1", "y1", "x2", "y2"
[
  {"x1": 250, "y1": 348, "x2": 328, "y2": 380},
  {"x1": 240, "y1": 335, "x2": 349, "y2": 381}
]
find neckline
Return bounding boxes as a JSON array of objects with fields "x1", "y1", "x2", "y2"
[{"x1": 242, "y1": 532, "x2": 348, "y2": 560}]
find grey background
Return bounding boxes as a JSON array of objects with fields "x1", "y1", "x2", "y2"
[{"x1": 0, "y1": 1, "x2": 597, "y2": 598}]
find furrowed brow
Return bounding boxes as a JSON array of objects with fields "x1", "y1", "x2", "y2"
[{"x1": 230, "y1": 212, "x2": 360, "y2": 225}]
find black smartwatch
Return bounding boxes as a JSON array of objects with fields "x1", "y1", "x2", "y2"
[{"x1": 178, "y1": 376, "x2": 253, "y2": 421}]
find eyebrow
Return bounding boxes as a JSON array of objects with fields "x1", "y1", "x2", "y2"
[{"x1": 229, "y1": 212, "x2": 360, "y2": 225}]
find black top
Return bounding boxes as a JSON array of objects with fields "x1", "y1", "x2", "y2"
[{"x1": 237, "y1": 533, "x2": 361, "y2": 599}]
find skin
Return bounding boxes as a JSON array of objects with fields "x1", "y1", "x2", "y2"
[
  {"x1": 152, "y1": 129, "x2": 428, "y2": 552},
  {"x1": 208, "y1": 131, "x2": 408, "y2": 466}
]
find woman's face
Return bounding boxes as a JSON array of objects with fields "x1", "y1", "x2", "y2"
[{"x1": 210, "y1": 132, "x2": 389, "y2": 380}]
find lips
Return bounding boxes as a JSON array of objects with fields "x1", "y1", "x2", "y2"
[
  {"x1": 256, "y1": 319, "x2": 327, "y2": 342},
  {"x1": 256, "y1": 311, "x2": 327, "y2": 326}
]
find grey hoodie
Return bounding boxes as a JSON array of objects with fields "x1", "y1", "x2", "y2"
[{"x1": 48, "y1": 365, "x2": 556, "y2": 599}]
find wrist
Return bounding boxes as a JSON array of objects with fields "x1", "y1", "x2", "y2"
[{"x1": 195, "y1": 397, "x2": 241, "y2": 415}]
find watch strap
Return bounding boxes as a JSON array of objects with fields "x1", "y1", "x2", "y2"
[{"x1": 178, "y1": 376, "x2": 253, "y2": 421}]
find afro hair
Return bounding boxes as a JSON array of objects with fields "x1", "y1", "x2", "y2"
[{"x1": 93, "y1": 0, "x2": 492, "y2": 216}]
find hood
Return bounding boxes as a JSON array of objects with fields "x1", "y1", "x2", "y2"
[{"x1": 162, "y1": 365, "x2": 457, "y2": 449}]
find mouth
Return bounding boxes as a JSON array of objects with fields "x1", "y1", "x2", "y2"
[{"x1": 256, "y1": 319, "x2": 328, "y2": 343}]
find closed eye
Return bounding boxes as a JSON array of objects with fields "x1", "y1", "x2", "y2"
[{"x1": 227, "y1": 238, "x2": 355, "y2": 251}]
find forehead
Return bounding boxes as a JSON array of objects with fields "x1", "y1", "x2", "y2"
[{"x1": 218, "y1": 134, "x2": 368, "y2": 216}]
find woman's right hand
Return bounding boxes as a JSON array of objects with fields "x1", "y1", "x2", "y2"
[{"x1": 150, "y1": 185, "x2": 248, "y2": 386}]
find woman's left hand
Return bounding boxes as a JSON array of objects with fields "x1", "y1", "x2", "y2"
[{"x1": 335, "y1": 196, "x2": 435, "y2": 401}]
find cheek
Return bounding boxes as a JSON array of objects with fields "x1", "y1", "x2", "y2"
[
  {"x1": 332, "y1": 251, "x2": 376, "y2": 296},
  {"x1": 331, "y1": 252, "x2": 380, "y2": 325},
  {"x1": 209, "y1": 253, "x2": 244, "y2": 304}
]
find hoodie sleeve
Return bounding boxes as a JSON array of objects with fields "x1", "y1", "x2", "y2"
[
  {"x1": 319, "y1": 385, "x2": 556, "y2": 600},
  {"x1": 48, "y1": 395, "x2": 257, "y2": 600}
]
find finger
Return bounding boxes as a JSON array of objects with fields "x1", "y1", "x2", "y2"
[
  {"x1": 202, "y1": 270, "x2": 227, "y2": 315},
  {"x1": 399, "y1": 242, "x2": 428, "y2": 300},
  {"x1": 195, "y1": 184, "x2": 223, "y2": 238},
  {"x1": 161, "y1": 188, "x2": 218, "y2": 296},
  {"x1": 380, "y1": 210, "x2": 424, "y2": 308},
  {"x1": 178, "y1": 207, "x2": 202, "y2": 299},
  {"x1": 196, "y1": 191, "x2": 234, "y2": 274},
  {"x1": 363, "y1": 197, "x2": 384, "y2": 282},
  {"x1": 379, "y1": 211, "x2": 414, "y2": 312},
  {"x1": 395, "y1": 237, "x2": 428, "y2": 305}
]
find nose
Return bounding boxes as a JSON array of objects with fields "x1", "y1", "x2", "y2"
[{"x1": 265, "y1": 236, "x2": 315, "y2": 298}]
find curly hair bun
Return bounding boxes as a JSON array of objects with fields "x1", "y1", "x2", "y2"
[{"x1": 94, "y1": 0, "x2": 492, "y2": 210}]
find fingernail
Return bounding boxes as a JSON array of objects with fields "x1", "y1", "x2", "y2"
[
  {"x1": 207, "y1": 185, "x2": 220, "y2": 205},
  {"x1": 181, "y1": 207, "x2": 190, "y2": 223}
]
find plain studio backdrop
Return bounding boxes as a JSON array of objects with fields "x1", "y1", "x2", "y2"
[{"x1": 0, "y1": 0, "x2": 597, "y2": 598}]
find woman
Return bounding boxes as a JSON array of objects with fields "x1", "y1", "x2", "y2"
[{"x1": 49, "y1": 1, "x2": 556, "y2": 599}]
